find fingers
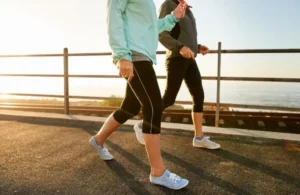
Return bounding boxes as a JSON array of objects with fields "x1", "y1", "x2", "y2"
[
  {"x1": 202, "y1": 48, "x2": 209, "y2": 55},
  {"x1": 127, "y1": 71, "x2": 134, "y2": 82},
  {"x1": 185, "y1": 52, "x2": 191, "y2": 59},
  {"x1": 190, "y1": 52, "x2": 195, "y2": 59},
  {"x1": 119, "y1": 66, "x2": 123, "y2": 77},
  {"x1": 124, "y1": 67, "x2": 134, "y2": 82},
  {"x1": 182, "y1": 53, "x2": 188, "y2": 58},
  {"x1": 201, "y1": 50, "x2": 208, "y2": 55},
  {"x1": 119, "y1": 64, "x2": 126, "y2": 76},
  {"x1": 186, "y1": 48, "x2": 194, "y2": 59},
  {"x1": 119, "y1": 66, "x2": 134, "y2": 82},
  {"x1": 182, "y1": 51, "x2": 194, "y2": 59},
  {"x1": 180, "y1": 46, "x2": 195, "y2": 59},
  {"x1": 175, "y1": 1, "x2": 187, "y2": 18},
  {"x1": 181, "y1": 5, "x2": 187, "y2": 16},
  {"x1": 178, "y1": 0, "x2": 188, "y2": 7},
  {"x1": 180, "y1": 3, "x2": 187, "y2": 13}
]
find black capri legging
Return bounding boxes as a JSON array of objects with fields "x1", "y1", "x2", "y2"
[
  {"x1": 162, "y1": 56, "x2": 205, "y2": 112},
  {"x1": 113, "y1": 61, "x2": 163, "y2": 134}
]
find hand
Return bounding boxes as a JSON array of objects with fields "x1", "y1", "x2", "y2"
[
  {"x1": 180, "y1": 46, "x2": 195, "y2": 59},
  {"x1": 173, "y1": 1, "x2": 187, "y2": 20},
  {"x1": 198, "y1": 45, "x2": 209, "y2": 55},
  {"x1": 116, "y1": 60, "x2": 134, "y2": 82},
  {"x1": 178, "y1": 0, "x2": 188, "y2": 6}
]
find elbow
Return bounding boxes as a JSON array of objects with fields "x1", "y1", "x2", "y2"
[{"x1": 159, "y1": 41, "x2": 177, "y2": 52}]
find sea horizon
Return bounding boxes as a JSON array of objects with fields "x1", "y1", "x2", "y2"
[{"x1": 0, "y1": 78, "x2": 299, "y2": 110}]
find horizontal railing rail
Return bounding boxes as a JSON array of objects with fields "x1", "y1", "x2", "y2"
[
  {"x1": 0, "y1": 74, "x2": 299, "y2": 83},
  {"x1": 1, "y1": 49, "x2": 300, "y2": 58},
  {"x1": 1, "y1": 43, "x2": 299, "y2": 127}
]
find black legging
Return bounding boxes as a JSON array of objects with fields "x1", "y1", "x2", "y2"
[
  {"x1": 113, "y1": 61, "x2": 163, "y2": 134},
  {"x1": 163, "y1": 56, "x2": 204, "y2": 112}
]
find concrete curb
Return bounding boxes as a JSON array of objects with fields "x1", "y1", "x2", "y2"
[{"x1": 0, "y1": 109, "x2": 299, "y2": 142}]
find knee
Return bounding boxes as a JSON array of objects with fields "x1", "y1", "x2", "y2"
[
  {"x1": 113, "y1": 106, "x2": 141, "y2": 124},
  {"x1": 193, "y1": 104, "x2": 203, "y2": 112},
  {"x1": 144, "y1": 100, "x2": 163, "y2": 116},
  {"x1": 192, "y1": 88, "x2": 204, "y2": 102},
  {"x1": 154, "y1": 103, "x2": 163, "y2": 116},
  {"x1": 130, "y1": 106, "x2": 141, "y2": 116},
  {"x1": 163, "y1": 96, "x2": 176, "y2": 109}
]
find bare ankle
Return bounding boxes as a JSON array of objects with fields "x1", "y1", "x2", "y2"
[
  {"x1": 139, "y1": 121, "x2": 143, "y2": 126},
  {"x1": 95, "y1": 135, "x2": 104, "y2": 147},
  {"x1": 195, "y1": 132, "x2": 204, "y2": 137},
  {"x1": 151, "y1": 168, "x2": 165, "y2": 177}
]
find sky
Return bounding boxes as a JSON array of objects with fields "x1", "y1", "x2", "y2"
[{"x1": 0, "y1": 0, "x2": 299, "y2": 79}]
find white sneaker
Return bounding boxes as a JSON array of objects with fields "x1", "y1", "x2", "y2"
[
  {"x1": 150, "y1": 170, "x2": 189, "y2": 190},
  {"x1": 133, "y1": 122, "x2": 145, "y2": 145},
  {"x1": 193, "y1": 136, "x2": 221, "y2": 149},
  {"x1": 89, "y1": 136, "x2": 114, "y2": 160}
]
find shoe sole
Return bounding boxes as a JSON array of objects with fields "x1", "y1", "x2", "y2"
[
  {"x1": 150, "y1": 180, "x2": 189, "y2": 190},
  {"x1": 95, "y1": 150, "x2": 114, "y2": 161},
  {"x1": 93, "y1": 148, "x2": 115, "y2": 161},
  {"x1": 193, "y1": 144, "x2": 221, "y2": 149},
  {"x1": 101, "y1": 157, "x2": 114, "y2": 161}
]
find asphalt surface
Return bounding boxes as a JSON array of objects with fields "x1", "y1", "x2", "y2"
[{"x1": 0, "y1": 116, "x2": 300, "y2": 195}]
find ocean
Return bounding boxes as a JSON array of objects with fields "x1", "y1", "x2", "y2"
[{"x1": 0, "y1": 55, "x2": 299, "y2": 111}]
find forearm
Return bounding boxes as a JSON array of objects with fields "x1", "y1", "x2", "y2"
[
  {"x1": 158, "y1": 2, "x2": 183, "y2": 52},
  {"x1": 159, "y1": 31, "x2": 184, "y2": 52},
  {"x1": 157, "y1": 13, "x2": 178, "y2": 33}
]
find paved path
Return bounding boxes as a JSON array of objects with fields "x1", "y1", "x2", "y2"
[{"x1": 1, "y1": 116, "x2": 300, "y2": 195}]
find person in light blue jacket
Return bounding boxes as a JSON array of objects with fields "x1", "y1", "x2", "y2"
[{"x1": 89, "y1": 0, "x2": 190, "y2": 190}]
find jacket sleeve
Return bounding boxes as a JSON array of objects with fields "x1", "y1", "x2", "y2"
[
  {"x1": 158, "y1": 2, "x2": 184, "y2": 52},
  {"x1": 157, "y1": 12, "x2": 178, "y2": 33},
  {"x1": 107, "y1": 0, "x2": 132, "y2": 63}
]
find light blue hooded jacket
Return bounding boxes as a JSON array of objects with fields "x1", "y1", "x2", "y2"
[{"x1": 107, "y1": 0, "x2": 178, "y2": 64}]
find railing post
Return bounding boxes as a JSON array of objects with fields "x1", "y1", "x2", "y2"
[
  {"x1": 63, "y1": 48, "x2": 69, "y2": 115},
  {"x1": 215, "y1": 42, "x2": 222, "y2": 127}
]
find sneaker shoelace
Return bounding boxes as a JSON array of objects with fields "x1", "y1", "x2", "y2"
[
  {"x1": 169, "y1": 173, "x2": 181, "y2": 184},
  {"x1": 206, "y1": 137, "x2": 218, "y2": 146},
  {"x1": 102, "y1": 148, "x2": 110, "y2": 156}
]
